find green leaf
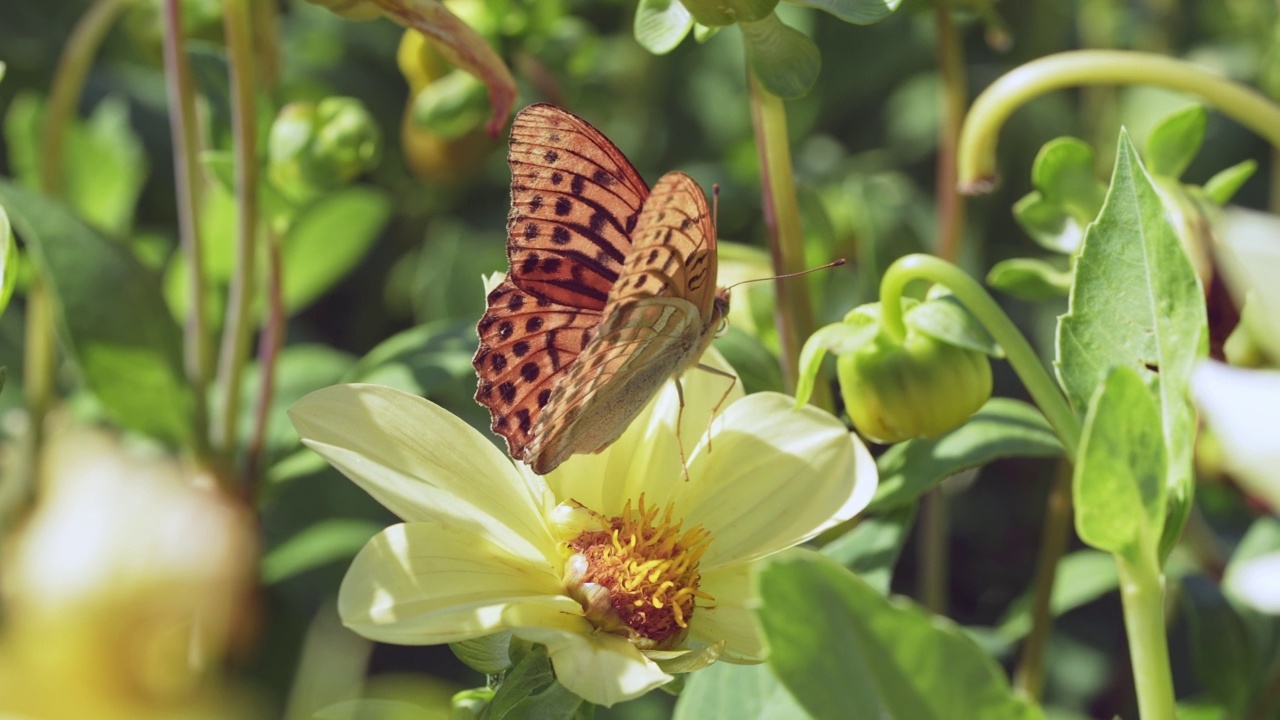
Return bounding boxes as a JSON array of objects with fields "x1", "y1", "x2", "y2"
[
  {"x1": 870, "y1": 398, "x2": 1061, "y2": 510},
  {"x1": 821, "y1": 503, "x2": 916, "y2": 595},
  {"x1": 0, "y1": 181, "x2": 192, "y2": 445},
  {"x1": 634, "y1": 0, "x2": 694, "y2": 55},
  {"x1": 451, "y1": 632, "x2": 513, "y2": 675},
  {"x1": 986, "y1": 257, "x2": 1073, "y2": 301},
  {"x1": 282, "y1": 187, "x2": 391, "y2": 314},
  {"x1": 757, "y1": 550, "x2": 1042, "y2": 720},
  {"x1": 0, "y1": 205, "x2": 15, "y2": 318},
  {"x1": 908, "y1": 292, "x2": 1003, "y2": 358},
  {"x1": 1056, "y1": 131, "x2": 1206, "y2": 556},
  {"x1": 260, "y1": 518, "x2": 382, "y2": 584},
  {"x1": 503, "y1": 681, "x2": 585, "y2": 720},
  {"x1": 783, "y1": 0, "x2": 900, "y2": 24},
  {"x1": 1202, "y1": 160, "x2": 1257, "y2": 206},
  {"x1": 3, "y1": 94, "x2": 147, "y2": 237},
  {"x1": 991, "y1": 550, "x2": 1118, "y2": 647},
  {"x1": 1073, "y1": 366, "x2": 1166, "y2": 556},
  {"x1": 1180, "y1": 576, "x2": 1255, "y2": 717},
  {"x1": 489, "y1": 646, "x2": 555, "y2": 720},
  {"x1": 713, "y1": 326, "x2": 783, "y2": 395},
  {"x1": 345, "y1": 320, "x2": 489, "y2": 430},
  {"x1": 741, "y1": 13, "x2": 821, "y2": 99},
  {"x1": 674, "y1": 662, "x2": 810, "y2": 720},
  {"x1": 1144, "y1": 105, "x2": 1207, "y2": 179},
  {"x1": 794, "y1": 316, "x2": 878, "y2": 407},
  {"x1": 240, "y1": 344, "x2": 355, "y2": 459},
  {"x1": 1013, "y1": 138, "x2": 1107, "y2": 255}
]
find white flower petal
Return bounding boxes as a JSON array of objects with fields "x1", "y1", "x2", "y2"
[
  {"x1": 1226, "y1": 551, "x2": 1280, "y2": 615},
  {"x1": 689, "y1": 565, "x2": 764, "y2": 662},
  {"x1": 512, "y1": 627, "x2": 673, "y2": 707},
  {"x1": 545, "y1": 348, "x2": 741, "y2": 517},
  {"x1": 290, "y1": 384, "x2": 558, "y2": 559},
  {"x1": 338, "y1": 522, "x2": 578, "y2": 644},
  {"x1": 1192, "y1": 361, "x2": 1280, "y2": 512},
  {"x1": 679, "y1": 392, "x2": 877, "y2": 569}
]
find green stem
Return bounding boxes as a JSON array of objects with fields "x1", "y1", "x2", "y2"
[
  {"x1": 24, "y1": 0, "x2": 133, "y2": 490},
  {"x1": 213, "y1": 0, "x2": 259, "y2": 458},
  {"x1": 917, "y1": 487, "x2": 949, "y2": 615},
  {"x1": 1012, "y1": 457, "x2": 1074, "y2": 699},
  {"x1": 38, "y1": 0, "x2": 135, "y2": 196},
  {"x1": 957, "y1": 50, "x2": 1280, "y2": 192},
  {"x1": 244, "y1": 231, "x2": 284, "y2": 502},
  {"x1": 933, "y1": 3, "x2": 967, "y2": 262},
  {"x1": 880, "y1": 255, "x2": 1083, "y2": 700},
  {"x1": 746, "y1": 66, "x2": 827, "y2": 408},
  {"x1": 879, "y1": 254, "x2": 1081, "y2": 457},
  {"x1": 1116, "y1": 552, "x2": 1177, "y2": 720},
  {"x1": 161, "y1": 0, "x2": 211, "y2": 461}
]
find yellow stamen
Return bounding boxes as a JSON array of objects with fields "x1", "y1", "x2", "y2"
[{"x1": 565, "y1": 495, "x2": 713, "y2": 648}]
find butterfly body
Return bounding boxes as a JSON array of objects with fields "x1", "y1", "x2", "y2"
[{"x1": 474, "y1": 104, "x2": 725, "y2": 475}]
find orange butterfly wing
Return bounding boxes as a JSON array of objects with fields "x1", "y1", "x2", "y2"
[
  {"x1": 523, "y1": 172, "x2": 723, "y2": 474},
  {"x1": 506, "y1": 104, "x2": 650, "y2": 308},
  {"x1": 475, "y1": 104, "x2": 649, "y2": 460}
]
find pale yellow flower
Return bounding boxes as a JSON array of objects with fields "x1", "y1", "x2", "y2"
[{"x1": 289, "y1": 354, "x2": 877, "y2": 707}]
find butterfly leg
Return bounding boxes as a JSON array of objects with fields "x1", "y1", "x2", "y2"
[
  {"x1": 693, "y1": 362, "x2": 737, "y2": 453},
  {"x1": 674, "y1": 377, "x2": 692, "y2": 482}
]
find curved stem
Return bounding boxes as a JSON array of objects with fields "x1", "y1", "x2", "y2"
[
  {"x1": 933, "y1": 3, "x2": 967, "y2": 262},
  {"x1": 747, "y1": 66, "x2": 827, "y2": 409},
  {"x1": 958, "y1": 50, "x2": 1280, "y2": 192},
  {"x1": 213, "y1": 0, "x2": 259, "y2": 459},
  {"x1": 161, "y1": 0, "x2": 211, "y2": 461},
  {"x1": 879, "y1": 254, "x2": 1081, "y2": 457}
]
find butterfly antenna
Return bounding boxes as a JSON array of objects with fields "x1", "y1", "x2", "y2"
[
  {"x1": 723, "y1": 258, "x2": 847, "y2": 293},
  {"x1": 711, "y1": 183, "x2": 720, "y2": 230}
]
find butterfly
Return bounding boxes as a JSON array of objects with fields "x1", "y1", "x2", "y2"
[{"x1": 474, "y1": 103, "x2": 729, "y2": 475}]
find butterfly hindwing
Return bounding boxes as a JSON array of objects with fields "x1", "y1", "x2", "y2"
[{"x1": 474, "y1": 278, "x2": 600, "y2": 458}]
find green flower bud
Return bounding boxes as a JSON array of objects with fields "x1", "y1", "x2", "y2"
[
  {"x1": 678, "y1": 0, "x2": 778, "y2": 27},
  {"x1": 268, "y1": 98, "x2": 382, "y2": 201},
  {"x1": 410, "y1": 70, "x2": 490, "y2": 141},
  {"x1": 797, "y1": 296, "x2": 996, "y2": 444}
]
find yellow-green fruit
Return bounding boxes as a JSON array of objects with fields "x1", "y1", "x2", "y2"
[
  {"x1": 678, "y1": 0, "x2": 778, "y2": 26},
  {"x1": 837, "y1": 331, "x2": 992, "y2": 444}
]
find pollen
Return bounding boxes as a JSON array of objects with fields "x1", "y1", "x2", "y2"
[{"x1": 566, "y1": 497, "x2": 713, "y2": 648}]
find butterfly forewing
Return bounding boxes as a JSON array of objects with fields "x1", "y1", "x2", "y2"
[
  {"x1": 507, "y1": 104, "x2": 650, "y2": 309},
  {"x1": 524, "y1": 172, "x2": 721, "y2": 474},
  {"x1": 474, "y1": 278, "x2": 601, "y2": 458}
]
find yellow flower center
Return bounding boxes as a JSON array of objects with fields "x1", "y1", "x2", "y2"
[{"x1": 565, "y1": 497, "x2": 712, "y2": 649}]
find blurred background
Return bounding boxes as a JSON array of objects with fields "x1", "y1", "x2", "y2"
[{"x1": 0, "y1": 0, "x2": 1277, "y2": 717}]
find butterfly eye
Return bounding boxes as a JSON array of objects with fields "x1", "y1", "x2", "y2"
[{"x1": 715, "y1": 315, "x2": 729, "y2": 337}]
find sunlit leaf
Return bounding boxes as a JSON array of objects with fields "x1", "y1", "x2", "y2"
[
  {"x1": 1073, "y1": 366, "x2": 1166, "y2": 556},
  {"x1": 261, "y1": 518, "x2": 383, "y2": 584},
  {"x1": 783, "y1": 0, "x2": 899, "y2": 24},
  {"x1": 1202, "y1": 160, "x2": 1257, "y2": 205},
  {"x1": 1056, "y1": 131, "x2": 1206, "y2": 558},
  {"x1": 756, "y1": 550, "x2": 1042, "y2": 720},
  {"x1": 821, "y1": 503, "x2": 916, "y2": 595},
  {"x1": 741, "y1": 13, "x2": 820, "y2": 99},
  {"x1": 909, "y1": 292, "x2": 1002, "y2": 357},
  {"x1": 674, "y1": 662, "x2": 810, "y2": 720},
  {"x1": 986, "y1": 257, "x2": 1072, "y2": 301},
  {"x1": 634, "y1": 0, "x2": 694, "y2": 55},
  {"x1": 3, "y1": 93, "x2": 147, "y2": 237},
  {"x1": 282, "y1": 187, "x2": 391, "y2": 314},
  {"x1": 0, "y1": 205, "x2": 15, "y2": 318},
  {"x1": 0, "y1": 181, "x2": 192, "y2": 445},
  {"x1": 1144, "y1": 105, "x2": 1207, "y2": 179},
  {"x1": 870, "y1": 398, "x2": 1061, "y2": 510},
  {"x1": 1013, "y1": 138, "x2": 1107, "y2": 255}
]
